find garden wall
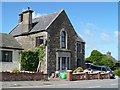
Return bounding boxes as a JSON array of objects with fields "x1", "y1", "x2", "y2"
[{"x1": 0, "y1": 72, "x2": 47, "y2": 81}]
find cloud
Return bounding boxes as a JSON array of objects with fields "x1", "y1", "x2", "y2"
[
  {"x1": 114, "y1": 31, "x2": 120, "y2": 38},
  {"x1": 85, "y1": 22, "x2": 98, "y2": 30},
  {"x1": 21, "y1": 8, "x2": 45, "y2": 19},
  {"x1": 84, "y1": 29, "x2": 93, "y2": 36},
  {"x1": 101, "y1": 32, "x2": 110, "y2": 43},
  {"x1": 79, "y1": 22, "x2": 98, "y2": 36},
  {"x1": 32, "y1": 12, "x2": 43, "y2": 19}
]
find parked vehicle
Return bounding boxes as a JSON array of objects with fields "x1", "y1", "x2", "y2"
[{"x1": 85, "y1": 63, "x2": 115, "y2": 79}]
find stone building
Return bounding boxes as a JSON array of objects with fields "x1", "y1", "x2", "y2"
[{"x1": 9, "y1": 8, "x2": 85, "y2": 75}]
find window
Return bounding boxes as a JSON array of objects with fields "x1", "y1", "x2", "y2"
[
  {"x1": 77, "y1": 43, "x2": 81, "y2": 52},
  {"x1": 82, "y1": 44, "x2": 85, "y2": 54},
  {"x1": 1, "y1": 50, "x2": 12, "y2": 62},
  {"x1": 61, "y1": 31, "x2": 66, "y2": 48},
  {"x1": 102, "y1": 68, "x2": 107, "y2": 72},
  {"x1": 57, "y1": 57, "x2": 70, "y2": 71},
  {"x1": 67, "y1": 57, "x2": 70, "y2": 70},
  {"x1": 58, "y1": 57, "x2": 60, "y2": 70},
  {"x1": 62, "y1": 57, "x2": 66, "y2": 70},
  {"x1": 36, "y1": 36, "x2": 44, "y2": 47},
  {"x1": 90, "y1": 65, "x2": 101, "y2": 71},
  {"x1": 77, "y1": 59, "x2": 81, "y2": 67}
]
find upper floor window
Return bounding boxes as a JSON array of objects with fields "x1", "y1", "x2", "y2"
[
  {"x1": 36, "y1": 36, "x2": 44, "y2": 47},
  {"x1": 61, "y1": 31, "x2": 66, "y2": 49},
  {"x1": 77, "y1": 43, "x2": 81, "y2": 53},
  {"x1": 1, "y1": 50, "x2": 12, "y2": 62}
]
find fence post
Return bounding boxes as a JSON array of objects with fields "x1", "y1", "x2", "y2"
[
  {"x1": 77, "y1": 74, "x2": 81, "y2": 80},
  {"x1": 107, "y1": 72, "x2": 110, "y2": 79},
  {"x1": 85, "y1": 72, "x2": 88, "y2": 80},
  {"x1": 44, "y1": 74, "x2": 48, "y2": 81},
  {"x1": 67, "y1": 70, "x2": 72, "y2": 81},
  {"x1": 98, "y1": 72, "x2": 101, "y2": 79}
]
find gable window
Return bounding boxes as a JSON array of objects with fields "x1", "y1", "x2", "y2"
[
  {"x1": 61, "y1": 31, "x2": 66, "y2": 49},
  {"x1": 1, "y1": 50, "x2": 12, "y2": 62},
  {"x1": 36, "y1": 36, "x2": 44, "y2": 47}
]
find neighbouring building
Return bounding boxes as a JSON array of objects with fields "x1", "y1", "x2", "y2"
[
  {"x1": 0, "y1": 33, "x2": 23, "y2": 72},
  {"x1": 106, "y1": 51, "x2": 119, "y2": 69},
  {"x1": 9, "y1": 7, "x2": 85, "y2": 75}
]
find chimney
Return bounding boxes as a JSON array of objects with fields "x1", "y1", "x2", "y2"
[
  {"x1": 20, "y1": 7, "x2": 33, "y2": 33},
  {"x1": 18, "y1": 13, "x2": 23, "y2": 23},
  {"x1": 106, "y1": 51, "x2": 111, "y2": 56}
]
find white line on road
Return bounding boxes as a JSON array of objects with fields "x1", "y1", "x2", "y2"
[
  {"x1": 110, "y1": 84, "x2": 118, "y2": 86},
  {"x1": 88, "y1": 86, "x2": 101, "y2": 88}
]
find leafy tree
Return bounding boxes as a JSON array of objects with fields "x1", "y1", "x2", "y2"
[
  {"x1": 85, "y1": 50, "x2": 116, "y2": 68},
  {"x1": 86, "y1": 50, "x2": 103, "y2": 65},
  {"x1": 100, "y1": 55, "x2": 116, "y2": 68}
]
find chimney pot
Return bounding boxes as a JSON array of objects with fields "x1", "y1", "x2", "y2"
[{"x1": 28, "y1": 7, "x2": 30, "y2": 10}]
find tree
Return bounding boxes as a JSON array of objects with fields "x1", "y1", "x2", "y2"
[
  {"x1": 35, "y1": 44, "x2": 45, "y2": 72},
  {"x1": 100, "y1": 55, "x2": 116, "y2": 68},
  {"x1": 86, "y1": 50, "x2": 103, "y2": 65},
  {"x1": 85, "y1": 50, "x2": 116, "y2": 68}
]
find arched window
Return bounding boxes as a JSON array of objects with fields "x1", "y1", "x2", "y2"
[{"x1": 61, "y1": 31, "x2": 66, "y2": 48}]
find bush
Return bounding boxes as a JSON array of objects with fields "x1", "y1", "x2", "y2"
[
  {"x1": 20, "y1": 45, "x2": 45, "y2": 72},
  {"x1": 20, "y1": 50, "x2": 39, "y2": 71},
  {"x1": 114, "y1": 69, "x2": 120, "y2": 77}
]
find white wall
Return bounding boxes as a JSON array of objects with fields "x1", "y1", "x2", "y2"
[{"x1": 0, "y1": 48, "x2": 21, "y2": 72}]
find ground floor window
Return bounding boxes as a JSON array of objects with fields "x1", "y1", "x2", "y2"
[
  {"x1": 57, "y1": 57, "x2": 70, "y2": 71},
  {"x1": 67, "y1": 57, "x2": 70, "y2": 69},
  {"x1": 1, "y1": 50, "x2": 12, "y2": 62},
  {"x1": 58, "y1": 57, "x2": 60, "y2": 70},
  {"x1": 77, "y1": 58, "x2": 82, "y2": 67}
]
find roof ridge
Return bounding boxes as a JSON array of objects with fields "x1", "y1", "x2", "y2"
[
  {"x1": 9, "y1": 24, "x2": 19, "y2": 34},
  {"x1": 45, "y1": 9, "x2": 64, "y2": 30},
  {"x1": 33, "y1": 10, "x2": 62, "y2": 20}
]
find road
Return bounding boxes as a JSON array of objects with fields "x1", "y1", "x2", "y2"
[{"x1": 2, "y1": 78, "x2": 119, "y2": 88}]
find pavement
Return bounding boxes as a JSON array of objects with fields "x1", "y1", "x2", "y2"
[{"x1": 2, "y1": 77, "x2": 119, "y2": 88}]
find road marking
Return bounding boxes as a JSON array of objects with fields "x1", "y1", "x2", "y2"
[
  {"x1": 110, "y1": 84, "x2": 117, "y2": 86},
  {"x1": 88, "y1": 86, "x2": 101, "y2": 88}
]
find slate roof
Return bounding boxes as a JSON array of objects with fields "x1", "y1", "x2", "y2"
[
  {"x1": 9, "y1": 10, "x2": 61, "y2": 36},
  {"x1": 0, "y1": 33, "x2": 23, "y2": 50},
  {"x1": 9, "y1": 9, "x2": 85, "y2": 43},
  {"x1": 76, "y1": 34, "x2": 85, "y2": 43}
]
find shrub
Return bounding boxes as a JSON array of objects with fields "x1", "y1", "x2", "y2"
[
  {"x1": 20, "y1": 45, "x2": 45, "y2": 72},
  {"x1": 12, "y1": 68, "x2": 20, "y2": 73},
  {"x1": 114, "y1": 69, "x2": 120, "y2": 77},
  {"x1": 20, "y1": 50, "x2": 39, "y2": 71}
]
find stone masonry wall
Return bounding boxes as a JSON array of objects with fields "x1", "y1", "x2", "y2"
[
  {"x1": 15, "y1": 32, "x2": 47, "y2": 50},
  {"x1": 15, "y1": 32, "x2": 48, "y2": 73},
  {"x1": 47, "y1": 10, "x2": 78, "y2": 75}
]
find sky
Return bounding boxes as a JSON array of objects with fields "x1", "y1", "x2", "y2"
[{"x1": 2, "y1": 2, "x2": 118, "y2": 60}]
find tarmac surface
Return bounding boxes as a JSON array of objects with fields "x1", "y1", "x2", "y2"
[{"x1": 2, "y1": 78, "x2": 119, "y2": 88}]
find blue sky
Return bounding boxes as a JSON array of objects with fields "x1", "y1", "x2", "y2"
[{"x1": 2, "y1": 2, "x2": 118, "y2": 60}]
